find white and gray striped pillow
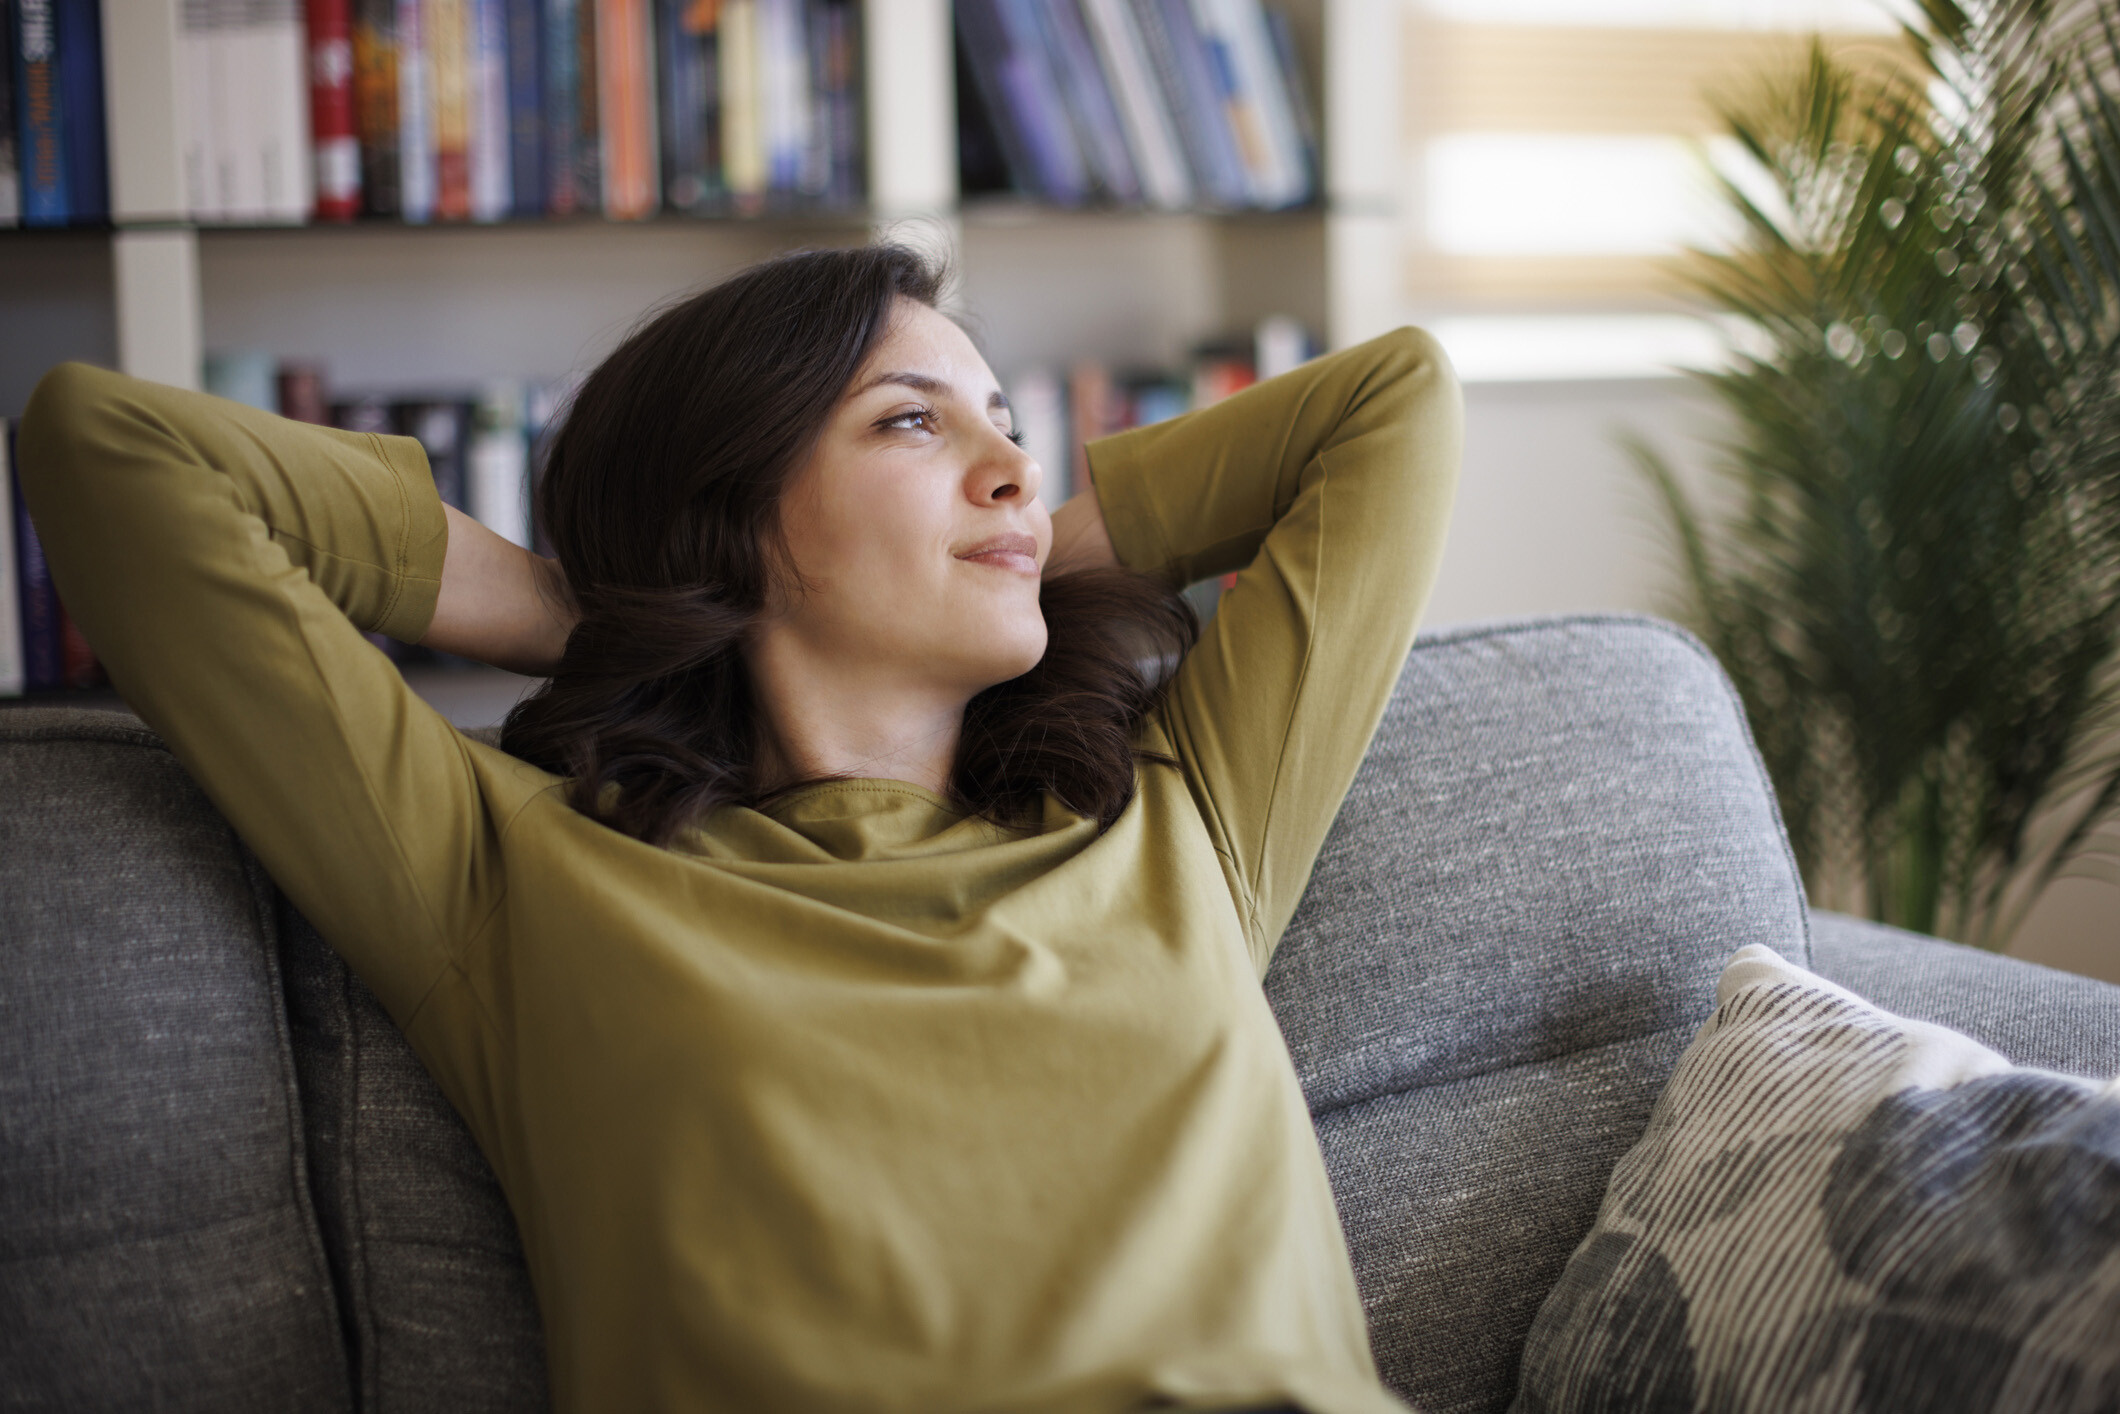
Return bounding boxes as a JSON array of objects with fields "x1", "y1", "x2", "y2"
[{"x1": 1513, "y1": 944, "x2": 2120, "y2": 1414}]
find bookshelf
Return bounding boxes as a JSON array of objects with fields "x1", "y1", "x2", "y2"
[
  {"x1": 4, "y1": 0, "x2": 1396, "y2": 403},
  {"x1": 4, "y1": 0, "x2": 1398, "y2": 723}
]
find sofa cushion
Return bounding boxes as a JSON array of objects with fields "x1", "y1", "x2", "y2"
[
  {"x1": 1512, "y1": 943, "x2": 2120, "y2": 1413},
  {"x1": 1264, "y1": 615, "x2": 1811, "y2": 1414},
  {"x1": 280, "y1": 903, "x2": 548, "y2": 1414},
  {"x1": 0, "y1": 707, "x2": 351, "y2": 1413},
  {"x1": 1810, "y1": 910, "x2": 2120, "y2": 1079}
]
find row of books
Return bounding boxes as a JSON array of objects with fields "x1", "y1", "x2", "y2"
[
  {"x1": 1, "y1": 0, "x2": 108, "y2": 226},
  {"x1": 1006, "y1": 312, "x2": 1312, "y2": 505},
  {"x1": 0, "y1": 0, "x2": 863, "y2": 228},
  {"x1": 0, "y1": 360, "x2": 571, "y2": 695},
  {"x1": 956, "y1": 0, "x2": 1315, "y2": 211}
]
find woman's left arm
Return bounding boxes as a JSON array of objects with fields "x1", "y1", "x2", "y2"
[{"x1": 1084, "y1": 328, "x2": 1462, "y2": 974}]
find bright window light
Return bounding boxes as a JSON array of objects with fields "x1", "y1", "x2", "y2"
[
  {"x1": 1426, "y1": 133, "x2": 1747, "y2": 256},
  {"x1": 1426, "y1": 313, "x2": 1738, "y2": 382},
  {"x1": 1417, "y1": 0, "x2": 1906, "y2": 30}
]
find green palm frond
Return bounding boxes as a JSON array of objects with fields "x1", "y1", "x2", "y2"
[{"x1": 1639, "y1": 2, "x2": 2120, "y2": 947}]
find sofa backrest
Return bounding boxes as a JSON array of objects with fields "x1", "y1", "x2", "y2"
[
  {"x1": 0, "y1": 613, "x2": 1807, "y2": 1414},
  {"x1": 1265, "y1": 614, "x2": 1808, "y2": 1413}
]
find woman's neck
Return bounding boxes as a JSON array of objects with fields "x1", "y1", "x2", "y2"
[{"x1": 745, "y1": 640, "x2": 967, "y2": 798}]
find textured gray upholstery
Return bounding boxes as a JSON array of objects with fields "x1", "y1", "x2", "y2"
[
  {"x1": 0, "y1": 709, "x2": 350, "y2": 1413},
  {"x1": 5, "y1": 614, "x2": 2117, "y2": 1414},
  {"x1": 1809, "y1": 910, "x2": 2120, "y2": 1079},
  {"x1": 1265, "y1": 615, "x2": 1811, "y2": 1414},
  {"x1": 280, "y1": 905, "x2": 548, "y2": 1413}
]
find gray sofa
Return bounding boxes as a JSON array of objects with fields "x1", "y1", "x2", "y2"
[{"x1": 4, "y1": 613, "x2": 2117, "y2": 1414}]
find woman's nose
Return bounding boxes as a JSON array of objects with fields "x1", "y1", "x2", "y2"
[{"x1": 977, "y1": 430, "x2": 1042, "y2": 505}]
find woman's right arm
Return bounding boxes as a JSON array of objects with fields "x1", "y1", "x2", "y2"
[{"x1": 17, "y1": 363, "x2": 536, "y2": 1025}]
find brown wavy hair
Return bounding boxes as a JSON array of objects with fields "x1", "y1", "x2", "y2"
[{"x1": 500, "y1": 245, "x2": 1197, "y2": 846}]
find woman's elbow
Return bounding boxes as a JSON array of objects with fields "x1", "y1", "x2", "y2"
[{"x1": 18, "y1": 361, "x2": 134, "y2": 490}]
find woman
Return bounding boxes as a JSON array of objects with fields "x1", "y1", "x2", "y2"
[{"x1": 19, "y1": 244, "x2": 1460, "y2": 1413}]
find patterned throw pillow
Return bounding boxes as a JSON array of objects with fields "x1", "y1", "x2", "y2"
[{"x1": 1512, "y1": 944, "x2": 2120, "y2": 1413}]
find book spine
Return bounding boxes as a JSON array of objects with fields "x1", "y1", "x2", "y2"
[
  {"x1": 1260, "y1": 4, "x2": 1314, "y2": 204},
  {"x1": 541, "y1": 0, "x2": 575, "y2": 213},
  {"x1": 469, "y1": 0, "x2": 510, "y2": 218},
  {"x1": 570, "y1": 0, "x2": 597, "y2": 211},
  {"x1": 12, "y1": 449, "x2": 61, "y2": 692},
  {"x1": 504, "y1": 0, "x2": 540, "y2": 216},
  {"x1": 988, "y1": 0, "x2": 1089, "y2": 205},
  {"x1": 1195, "y1": 0, "x2": 1301, "y2": 208},
  {"x1": 54, "y1": 0, "x2": 102, "y2": 222},
  {"x1": 654, "y1": 0, "x2": 710, "y2": 212},
  {"x1": 260, "y1": 0, "x2": 315, "y2": 222},
  {"x1": 57, "y1": 601, "x2": 97, "y2": 689},
  {"x1": 0, "y1": 422, "x2": 22, "y2": 695},
  {"x1": 596, "y1": 0, "x2": 655, "y2": 217},
  {"x1": 757, "y1": 0, "x2": 804, "y2": 196},
  {"x1": 213, "y1": 0, "x2": 266, "y2": 221},
  {"x1": 1079, "y1": 0, "x2": 1189, "y2": 209},
  {"x1": 1136, "y1": 0, "x2": 1244, "y2": 207},
  {"x1": 395, "y1": 399, "x2": 469, "y2": 509},
  {"x1": 308, "y1": 0, "x2": 362, "y2": 219},
  {"x1": 14, "y1": 0, "x2": 68, "y2": 225},
  {"x1": 352, "y1": 0, "x2": 399, "y2": 214},
  {"x1": 819, "y1": 0, "x2": 857, "y2": 207},
  {"x1": 717, "y1": 0, "x2": 760, "y2": 209},
  {"x1": 395, "y1": 0, "x2": 433, "y2": 217},
  {"x1": 428, "y1": 0, "x2": 470, "y2": 218},
  {"x1": 467, "y1": 381, "x2": 530, "y2": 548},
  {"x1": 1039, "y1": 0, "x2": 1140, "y2": 204}
]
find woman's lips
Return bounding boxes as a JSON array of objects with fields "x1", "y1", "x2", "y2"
[{"x1": 956, "y1": 533, "x2": 1041, "y2": 576}]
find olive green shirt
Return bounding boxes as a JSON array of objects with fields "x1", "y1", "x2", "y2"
[{"x1": 20, "y1": 327, "x2": 1461, "y2": 1414}]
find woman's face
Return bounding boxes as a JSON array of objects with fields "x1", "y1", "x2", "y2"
[{"x1": 760, "y1": 298, "x2": 1052, "y2": 699}]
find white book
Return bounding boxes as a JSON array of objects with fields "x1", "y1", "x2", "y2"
[
  {"x1": 758, "y1": 0, "x2": 809, "y2": 194},
  {"x1": 469, "y1": 0, "x2": 511, "y2": 220},
  {"x1": 397, "y1": 0, "x2": 435, "y2": 220},
  {"x1": 256, "y1": 0, "x2": 313, "y2": 223},
  {"x1": 180, "y1": 0, "x2": 219, "y2": 217},
  {"x1": 468, "y1": 382, "x2": 531, "y2": 548},
  {"x1": 0, "y1": 425, "x2": 23, "y2": 697},
  {"x1": 1192, "y1": 0, "x2": 1305, "y2": 208},
  {"x1": 1080, "y1": 0, "x2": 1192, "y2": 210},
  {"x1": 1007, "y1": 369, "x2": 1071, "y2": 506}
]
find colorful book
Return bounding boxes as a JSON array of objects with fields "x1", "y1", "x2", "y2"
[
  {"x1": 756, "y1": 0, "x2": 807, "y2": 196},
  {"x1": 811, "y1": 0, "x2": 859, "y2": 207},
  {"x1": 597, "y1": 0, "x2": 658, "y2": 218},
  {"x1": 1040, "y1": 0, "x2": 1140, "y2": 204},
  {"x1": 1190, "y1": 0, "x2": 1304, "y2": 208},
  {"x1": 396, "y1": 0, "x2": 434, "y2": 219},
  {"x1": 504, "y1": 0, "x2": 541, "y2": 216},
  {"x1": 470, "y1": 0, "x2": 511, "y2": 218},
  {"x1": 541, "y1": 0, "x2": 580, "y2": 213},
  {"x1": 956, "y1": 0, "x2": 1088, "y2": 206},
  {"x1": 308, "y1": 0, "x2": 363, "y2": 220},
  {"x1": 429, "y1": 0, "x2": 473, "y2": 219},
  {"x1": 467, "y1": 381, "x2": 531, "y2": 548},
  {"x1": 1079, "y1": 0, "x2": 1189, "y2": 209},
  {"x1": 0, "y1": 0, "x2": 16, "y2": 225},
  {"x1": 13, "y1": 0, "x2": 68, "y2": 226},
  {"x1": 352, "y1": 0, "x2": 400, "y2": 215},
  {"x1": 656, "y1": 0, "x2": 720, "y2": 213},
  {"x1": 0, "y1": 422, "x2": 21, "y2": 695},
  {"x1": 54, "y1": 0, "x2": 104, "y2": 222},
  {"x1": 571, "y1": 0, "x2": 599, "y2": 212},
  {"x1": 1134, "y1": 0, "x2": 1245, "y2": 208},
  {"x1": 1261, "y1": 5, "x2": 1315, "y2": 203},
  {"x1": 717, "y1": 0, "x2": 762, "y2": 209}
]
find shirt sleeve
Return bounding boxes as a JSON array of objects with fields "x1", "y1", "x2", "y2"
[
  {"x1": 17, "y1": 361, "x2": 521, "y2": 1025},
  {"x1": 1085, "y1": 327, "x2": 1462, "y2": 974}
]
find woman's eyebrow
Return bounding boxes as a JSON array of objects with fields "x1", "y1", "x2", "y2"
[{"x1": 854, "y1": 371, "x2": 1011, "y2": 416}]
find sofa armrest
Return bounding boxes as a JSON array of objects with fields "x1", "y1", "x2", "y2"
[{"x1": 1809, "y1": 910, "x2": 2120, "y2": 1078}]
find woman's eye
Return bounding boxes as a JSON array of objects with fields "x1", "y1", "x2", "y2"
[{"x1": 883, "y1": 408, "x2": 936, "y2": 434}]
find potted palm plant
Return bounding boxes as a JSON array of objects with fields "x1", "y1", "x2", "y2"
[{"x1": 1637, "y1": 0, "x2": 2120, "y2": 948}]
